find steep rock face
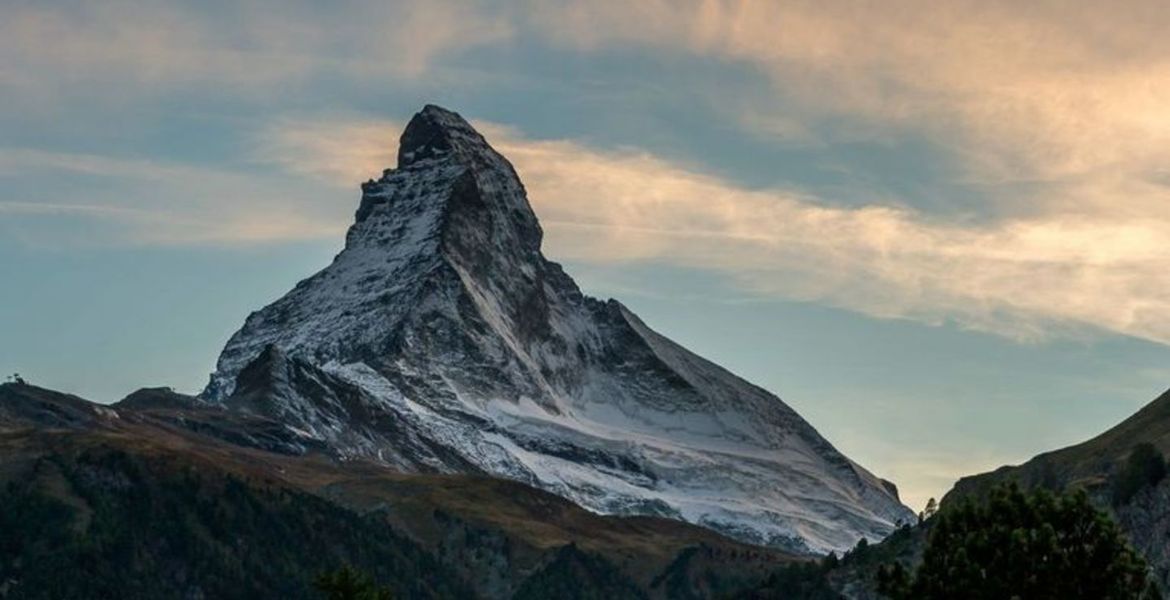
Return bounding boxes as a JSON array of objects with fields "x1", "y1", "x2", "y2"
[{"x1": 202, "y1": 105, "x2": 913, "y2": 553}]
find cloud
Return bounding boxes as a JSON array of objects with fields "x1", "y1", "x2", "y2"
[
  {"x1": 519, "y1": 0, "x2": 1170, "y2": 276},
  {"x1": 253, "y1": 115, "x2": 400, "y2": 185},
  {"x1": 7, "y1": 0, "x2": 1170, "y2": 346},
  {"x1": 527, "y1": 2, "x2": 1170, "y2": 195},
  {"x1": 255, "y1": 113, "x2": 1170, "y2": 346},
  {"x1": 0, "y1": 148, "x2": 349, "y2": 246},
  {"x1": 0, "y1": 0, "x2": 512, "y2": 100},
  {"x1": 8, "y1": 1, "x2": 1168, "y2": 202}
]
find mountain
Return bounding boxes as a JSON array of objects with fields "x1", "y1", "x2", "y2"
[
  {"x1": 200, "y1": 104, "x2": 912, "y2": 554},
  {"x1": 945, "y1": 387, "x2": 1170, "y2": 589},
  {"x1": 0, "y1": 381, "x2": 799, "y2": 599},
  {"x1": 948, "y1": 388, "x2": 1170, "y2": 499}
]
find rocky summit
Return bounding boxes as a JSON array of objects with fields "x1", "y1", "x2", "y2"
[{"x1": 200, "y1": 104, "x2": 914, "y2": 554}]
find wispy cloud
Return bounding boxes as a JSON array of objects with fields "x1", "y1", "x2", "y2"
[
  {"x1": 0, "y1": 148, "x2": 348, "y2": 245},
  {"x1": 510, "y1": 1, "x2": 1170, "y2": 344},
  {"x1": 528, "y1": 1, "x2": 1170, "y2": 204},
  {"x1": 7, "y1": 1, "x2": 1170, "y2": 346},
  {"x1": 255, "y1": 114, "x2": 1170, "y2": 346},
  {"x1": 253, "y1": 115, "x2": 398, "y2": 184},
  {"x1": 0, "y1": 0, "x2": 512, "y2": 102}
]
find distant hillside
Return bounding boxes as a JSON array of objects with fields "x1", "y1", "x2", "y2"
[
  {"x1": 948, "y1": 388, "x2": 1170, "y2": 500},
  {"x1": 943, "y1": 387, "x2": 1170, "y2": 589},
  {"x1": 729, "y1": 387, "x2": 1170, "y2": 599}
]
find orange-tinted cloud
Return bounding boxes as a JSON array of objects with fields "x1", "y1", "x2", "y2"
[
  {"x1": 255, "y1": 115, "x2": 1170, "y2": 346},
  {"x1": 0, "y1": 148, "x2": 347, "y2": 246},
  {"x1": 9, "y1": 0, "x2": 1170, "y2": 346},
  {"x1": 0, "y1": 0, "x2": 512, "y2": 100},
  {"x1": 529, "y1": 1, "x2": 1170, "y2": 201}
]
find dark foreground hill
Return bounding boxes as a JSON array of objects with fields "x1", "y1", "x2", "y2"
[{"x1": 0, "y1": 382, "x2": 801, "y2": 599}]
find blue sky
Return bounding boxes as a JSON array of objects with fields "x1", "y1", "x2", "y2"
[{"x1": 4, "y1": 0, "x2": 1170, "y2": 510}]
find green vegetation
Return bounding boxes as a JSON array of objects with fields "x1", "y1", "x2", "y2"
[
  {"x1": 877, "y1": 482, "x2": 1159, "y2": 600},
  {"x1": 1113, "y1": 442, "x2": 1167, "y2": 506},
  {"x1": 513, "y1": 543, "x2": 645, "y2": 600},
  {"x1": 313, "y1": 565, "x2": 394, "y2": 600},
  {"x1": 642, "y1": 543, "x2": 775, "y2": 600},
  {"x1": 735, "y1": 558, "x2": 840, "y2": 599},
  {"x1": 736, "y1": 530, "x2": 921, "y2": 599},
  {"x1": 0, "y1": 446, "x2": 472, "y2": 599}
]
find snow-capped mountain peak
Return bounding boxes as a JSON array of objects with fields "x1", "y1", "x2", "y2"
[{"x1": 202, "y1": 104, "x2": 914, "y2": 553}]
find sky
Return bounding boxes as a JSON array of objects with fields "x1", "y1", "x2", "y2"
[{"x1": 3, "y1": 0, "x2": 1170, "y2": 511}]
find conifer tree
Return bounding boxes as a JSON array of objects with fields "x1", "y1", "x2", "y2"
[
  {"x1": 878, "y1": 483, "x2": 1160, "y2": 600},
  {"x1": 313, "y1": 565, "x2": 394, "y2": 600},
  {"x1": 1113, "y1": 443, "x2": 1167, "y2": 505}
]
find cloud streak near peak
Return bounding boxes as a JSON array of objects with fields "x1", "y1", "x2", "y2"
[{"x1": 256, "y1": 115, "x2": 1170, "y2": 347}]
